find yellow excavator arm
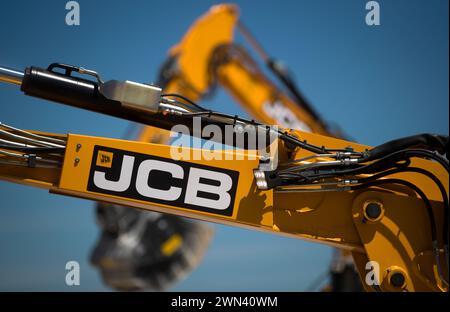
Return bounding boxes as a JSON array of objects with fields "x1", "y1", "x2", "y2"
[
  {"x1": 0, "y1": 120, "x2": 447, "y2": 292},
  {"x1": 140, "y1": 3, "x2": 357, "y2": 292},
  {"x1": 138, "y1": 4, "x2": 331, "y2": 145},
  {"x1": 0, "y1": 4, "x2": 448, "y2": 292}
]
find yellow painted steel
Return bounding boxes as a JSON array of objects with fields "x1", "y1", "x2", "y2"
[
  {"x1": 279, "y1": 130, "x2": 448, "y2": 291},
  {"x1": 137, "y1": 4, "x2": 238, "y2": 144},
  {"x1": 0, "y1": 3, "x2": 448, "y2": 292},
  {"x1": 0, "y1": 164, "x2": 60, "y2": 189},
  {"x1": 169, "y1": 4, "x2": 239, "y2": 94},
  {"x1": 0, "y1": 129, "x2": 448, "y2": 291},
  {"x1": 161, "y1": 234, "x2": 183, "y2": 257},
  {"x1": 56, "y1": 134, "x2": 273, "y2": 228},
  {"x1": 216, "y1": 62, "x2": 330, "y2": 135}
]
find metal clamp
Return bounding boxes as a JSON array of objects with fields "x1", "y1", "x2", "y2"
[{"x1": 47, "y1": 63, "x2": 103, "y2": 84}]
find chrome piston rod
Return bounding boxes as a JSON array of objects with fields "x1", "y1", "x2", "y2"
[{"x1": 0, "y1": 66, "x2": 24, "y2": 85}]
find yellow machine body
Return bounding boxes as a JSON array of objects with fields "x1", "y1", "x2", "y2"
[
  {"x1": 0, "y1": 4, "x2": 448, "y2": 293},
  {"x1": 1, "y1": 128, "x2": 447, "y2": 291}
]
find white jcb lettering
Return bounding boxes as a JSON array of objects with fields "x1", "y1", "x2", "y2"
[
  {"x1": 92, "y1": 154, "x2": 234, "y2": 211},
  {"x1": 93, "y1": 155, "x2": 134, "y2": 192},
  {"x1": 136, "y1": 159, "x2": 183, "y2": 201},
  {"x1": 185, "y1": 168, "x2": 232, "y2": 210}
]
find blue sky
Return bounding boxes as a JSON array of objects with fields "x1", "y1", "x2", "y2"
[{"x1": 0, "y1": 0, "x2": 448, "y2": 291}]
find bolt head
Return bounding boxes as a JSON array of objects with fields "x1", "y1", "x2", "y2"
[
  {"x1": 366, "y1": 202, "x2": 382, "y2": 219},
  {"x1": 390, "y1": 272, "x2": 406, "y2": 288}
]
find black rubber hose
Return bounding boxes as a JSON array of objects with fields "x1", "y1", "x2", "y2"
[{"x1": 363, "y1": 134, "x2": 449, "y2": 162}]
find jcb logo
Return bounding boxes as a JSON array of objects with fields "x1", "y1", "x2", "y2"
[
  {"x1": 88, "y1": 146, "x2": 239, "y2": 216},
  {"x1": 96, "y1": 150, "x2": 113, "y2": 168}
]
